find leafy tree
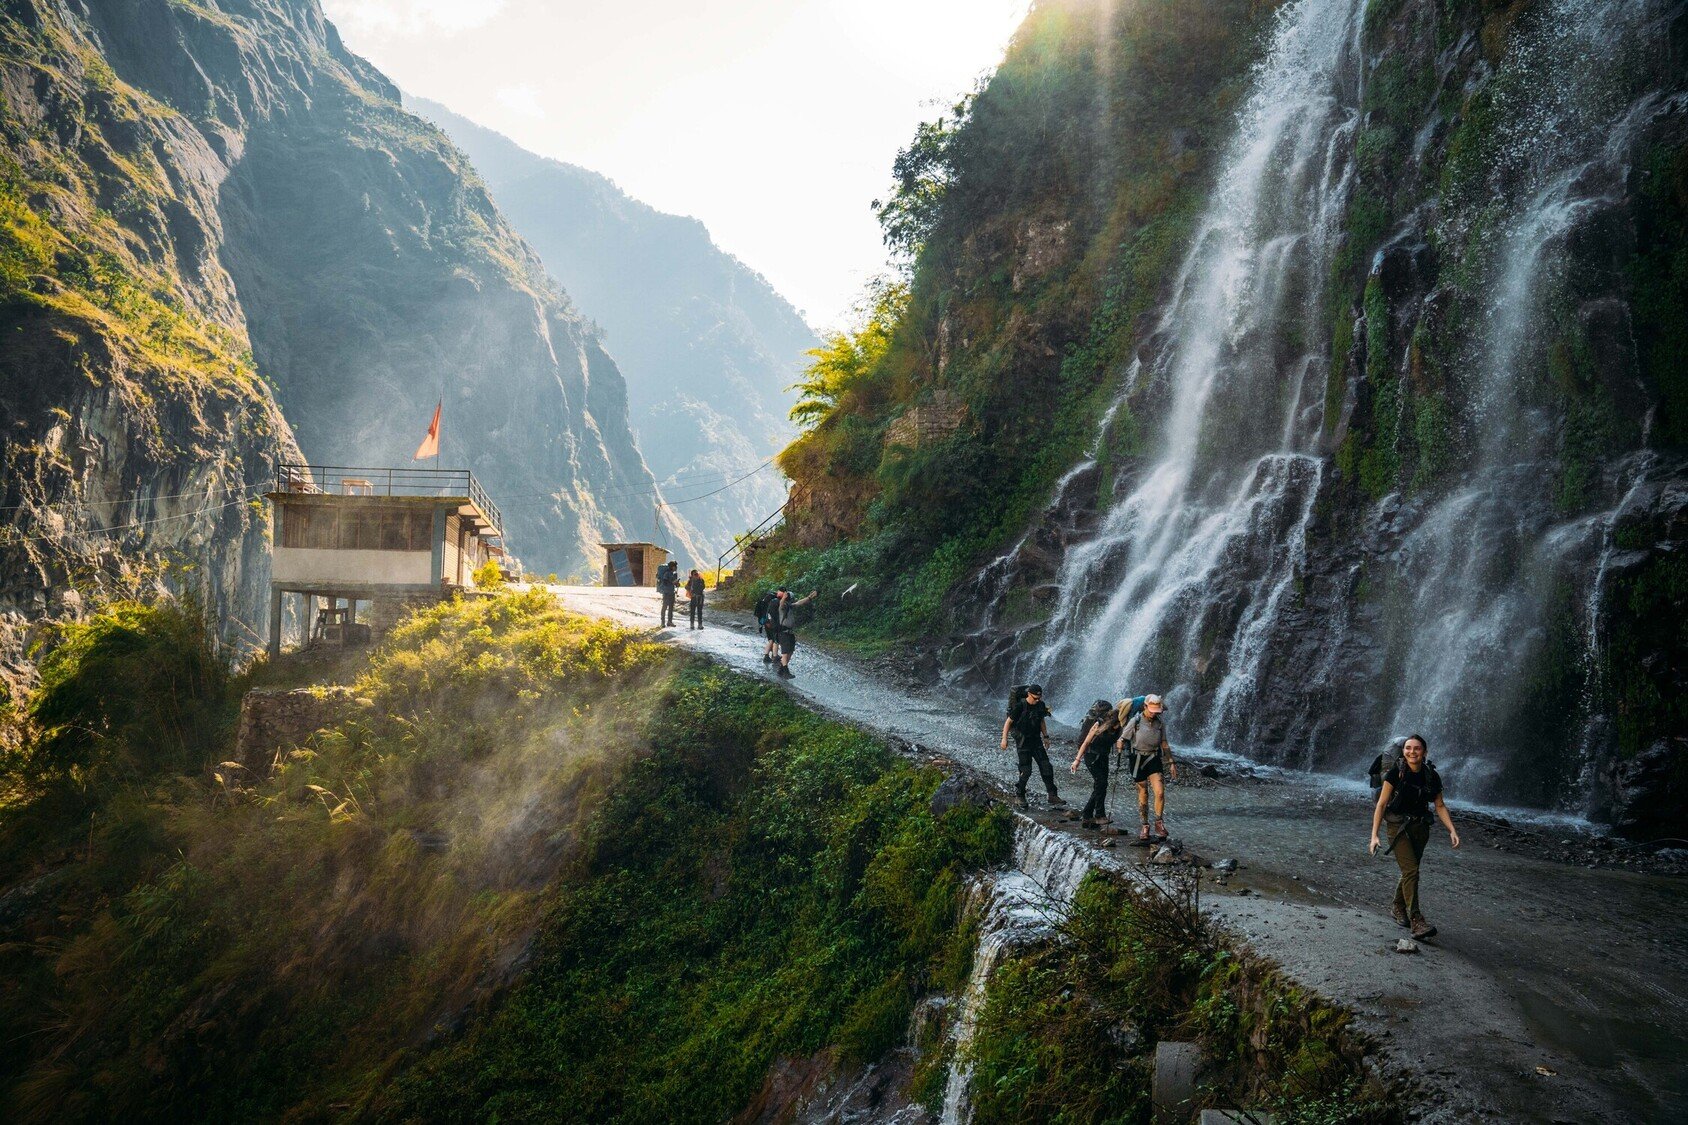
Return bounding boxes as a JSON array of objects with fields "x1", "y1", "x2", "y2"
[
  {"x1": 871, "y1": 98, "x2": 970, "y2": 262},
  {"x1": 788, "y1": 280, "x2": 909, "y2": 428}
]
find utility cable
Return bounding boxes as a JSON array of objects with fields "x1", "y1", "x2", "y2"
[{"x1": 6, "y1": 490, "x2": 267, "y2": 543}]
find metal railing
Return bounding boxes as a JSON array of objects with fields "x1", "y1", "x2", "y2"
[
  {"x1": 716, "y1": 498, "x2": 789, "y2": 576},
  {"x1": 277, "y1": 464, "x2": 503, "y2": 537}
]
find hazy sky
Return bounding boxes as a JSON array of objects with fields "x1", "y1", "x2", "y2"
[{"x1": 320, "y1": 0, "x2": 1030, "y2": 329}]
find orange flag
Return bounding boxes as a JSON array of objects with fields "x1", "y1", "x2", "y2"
[{"x1": 413, "y1": 401, "x2": 441, "y2": 460}]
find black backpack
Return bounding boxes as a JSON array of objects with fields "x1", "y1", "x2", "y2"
[
  {"x1": 1367, "y1": 737, "x2": 1409, "y2": 791},
  {"x1": 753, "y1": 591, "x2": 775, "y2": 622}
]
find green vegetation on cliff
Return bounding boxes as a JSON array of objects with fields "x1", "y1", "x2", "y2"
[{"x1": 746, "y1": 0, "x2": 1269, "y2": 645}]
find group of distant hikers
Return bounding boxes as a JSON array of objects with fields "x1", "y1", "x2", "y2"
[
  {"x1": 1003, "y1": 684, "x2": 1461, "y2": 940},
  {"x1": 655, "y1": 562, "x2": 708, "y2": 630},
  {"x1": 665, "y1": 574, "x2": 1461, "y2": 939}
]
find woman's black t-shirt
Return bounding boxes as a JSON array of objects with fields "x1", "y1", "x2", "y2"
[{"x1": 1384, "y1": 762, "x2": 1443, "y2": 818}]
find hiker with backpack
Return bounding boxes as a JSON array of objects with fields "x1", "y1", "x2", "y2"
[
  {"x1": 754, "y1": 588, "x2": 784, "y2": 664},
  {"x1": 773, "y1": 588, "x2": 818, "y2": 679},
  {"x1": 1071, "y1": 699, "x2": 1122, "y2": 828},
  {"x1": 1117, "y1": 694, "x2": 1176, "y2": 841},
  {"x1": 656, "y1": 561, "x2": 679, "y2": 627},
  {"x1": 1000, "y1": 684, "x2": 1065, "y2": 811},
  {"x1": 1368, "y1": 733, "x2": 1460, "y2": 940},
  {"x1": 685, "y1": 568, "x2": 706, "y2": 629}
]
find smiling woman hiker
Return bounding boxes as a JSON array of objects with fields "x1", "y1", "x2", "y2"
[{"x1": 1369, "y1": 733, "x2": 1461, "y2": 940}]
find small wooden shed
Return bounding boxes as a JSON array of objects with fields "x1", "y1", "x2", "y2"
[{"x1": 600, "y1": 542, "x2": 671, "y2": 587}]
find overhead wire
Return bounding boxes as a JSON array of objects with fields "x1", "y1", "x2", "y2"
[{"x1": 8, "y1": 488, "x2": 269, "y2": 543}]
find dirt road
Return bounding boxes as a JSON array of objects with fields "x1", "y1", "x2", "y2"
[{"x1": 550, "y1": 585, "x2": 1688, "y2": 1123}]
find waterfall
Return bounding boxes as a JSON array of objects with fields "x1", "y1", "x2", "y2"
[
  {"x1": 938, "y1": 820, "x2": 1095, "y2": 1125},
  {"x1": 1381, "y1": 0, "x2": 1660, "y2": 806},
  {"x1": 1027, "y1": 0, "x2": 1368, "y2": 722}
]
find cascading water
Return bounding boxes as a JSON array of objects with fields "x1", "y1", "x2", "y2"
[
  {"x1": 938, "y1": 820, "x2": 1094, "y2": 1125},
  {"x1": 1007, "y1": 0, "x2": 1674, "y2": 818},
  {"x1": 1027, "y1": 0, "x2": 1368, "y2": 727},
  {"x1": 1381, "y1": 0, "x2": 1663, "y2": 809}
]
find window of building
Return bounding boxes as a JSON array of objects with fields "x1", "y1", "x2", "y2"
[{"x1": 281, "y1": 506, "x2": 432, "y2": 551}]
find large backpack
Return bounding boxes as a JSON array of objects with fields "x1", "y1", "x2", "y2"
[
  {"x1": 1367, "y1": 737, "x2": 1410, "y2": 791},
  {"x1": 753, "y1": 591, "x2": 775, "y2": 623},
  {"x1": 1116, "y1": 695, "x2": 1148, "y2": 728},
  {"x1": 1008, "y1": 684, "x2": 1033, "y2": 714}
]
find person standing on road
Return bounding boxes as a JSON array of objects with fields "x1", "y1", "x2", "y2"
[
  {"x1": 1369, "y1": 734, "x2": 1460, "y2": 940},
  {"x1": 774, "y1": 588, "x2": 818, "y2": 678},
  {"x1": 1001, "y1": 685, "x2": 1065, "y2": 811},
  {"x1": 1071, "y1": 699, "x2": 1121, "y2": 828},
  {"x1": 756, "y1": 587, "x2": 787, "y2": 664},
  {"x1": 686, "y1": 568, "x2": 706, "y2": 630},
  {"x1": 656, "y1": 561, "x2": 679, "y2": 627},
  {"x1": 1118, "y1": 694, "x2": 1176, "y2": 841}
]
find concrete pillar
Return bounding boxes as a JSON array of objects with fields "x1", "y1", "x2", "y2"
[
  {"x1": 1152, "y1": 1041, "x2": 1202, "y2": 1124},
  {"x1": 430, "y1": 508, "x2": 447, "y2": 585},
  {"x1": 267, "y1": 585, "x2": 283, "y2": 659}
]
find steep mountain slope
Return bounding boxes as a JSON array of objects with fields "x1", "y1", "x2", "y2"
[
  {"x1": 0, "y1": 0, "x2": 706, "y2": 653},
  {"x1": 408, "y1": 96, "x2": 812, "y2": 555},
  {"x1": 753, "y1": 0, "x2": 1688, "y2": 836},
  {"x1": 0, "y1": 0, "x2": 301, "y2": 690}
]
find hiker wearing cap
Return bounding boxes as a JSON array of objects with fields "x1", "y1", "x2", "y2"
[
  {"x1": 1071, "y1": 699, "x2": 1122, "y2": 828},
  {"x1": 1369, "y1": 734, "x2": 1459, "y2": 940},
  {"x1": 1000, "y1": 685, "x2": 1065, "y2": 811},
  {"x1": 755, "y1": 587, "x2": 787, "y2": 665},
  {"x1": 1117, "y1": 694, "x2": 1176, "y2": 840}
]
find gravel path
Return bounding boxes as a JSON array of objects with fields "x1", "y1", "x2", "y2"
[{"x1": 548, "y1": 585, "x2": 1688, "y2": 1123}]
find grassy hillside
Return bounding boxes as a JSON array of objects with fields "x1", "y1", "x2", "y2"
[{"x1": 0, "y1": 590, "x2": 1008, "y2": 1121}]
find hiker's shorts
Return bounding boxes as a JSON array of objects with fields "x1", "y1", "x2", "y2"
[
  {"x1": 1131, "y1": 753, "x2": 1164, "y2": 784},
  {"x1": 764, "y1": 619, "x2": 781, "y2": 641},
  {"x1": 778, "y1": 629, "x2": 797, "y2": 655}
]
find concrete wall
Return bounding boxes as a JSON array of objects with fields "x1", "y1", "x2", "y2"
[{"x1": 273, "y1": 546, "x2": 432, "y2": 586}]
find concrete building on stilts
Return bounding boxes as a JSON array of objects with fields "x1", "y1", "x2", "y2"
[{"x1": 264, "y1": 464, "x2": 505, "y2": 657}]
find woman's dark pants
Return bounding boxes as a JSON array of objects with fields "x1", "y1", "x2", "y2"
[{"x1": 1081, "y1": 754, "x2": 1109, "y2": 819}]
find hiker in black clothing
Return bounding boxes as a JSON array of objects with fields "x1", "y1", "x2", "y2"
[
  {"x1": 1369, "y1": 734, "x2": 1460, "y2": 940},
  {"x1": 656, "y1": 562, "x2": 679, "y2": 627},
  {"x1": 773, "y1": 588, "x2": 818, "y2": 678},
  {"x1": 754, "y1": 588, "x2": 785, "y2": 664},
  {"x1": 1000, "y1": 685, "x2": 1065, "y2": 811},
  {"x1": 1070, "y1": 699, "x2": 1121, "y2": 828},
  {"x1": 685, "y1": 569, "x2": 706, "y2": 629}
]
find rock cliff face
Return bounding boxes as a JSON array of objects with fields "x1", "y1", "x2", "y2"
[
  {"x1": 0, "y1": 0, "x2": 301, "y2": 692},
  {"x1": 0, "y1": 0, "x2": 698, "y2": 683},
  {"x1": 771, "y1": 0, "x2": 1687, "y2": 836},
  {"x1": 408, "y1": 96, "x2": 813, "y2": 556}
]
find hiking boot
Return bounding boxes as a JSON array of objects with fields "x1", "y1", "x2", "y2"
[
  {"x1": 1080, "y1": 818, "x2": 1098, "y2": 829},
  {"x1": 1012, "y1": 791, "x2": 1029, "y2": 810},
  {"x1": 1410, "y1": 915, "x2": 1437, "y2": 940},
  {"x1": 763, "y1": 653, "x2": 772, "y2": 664},
  {"x1": 776, "y1": 666, "x2": 793, "y2": 679},
  {"x1": 1138, "y1": 824, "x2": 1151, "y2": 841},
  {"x1": 1392, "y1": 903, "x2": 1409, "y2": 928},
  {"x1": 1046, "y1": 795, "x2": 1067, "y2": 808},
  {"x1": 1153, "y1": 819, "x2": 1166, "y2": 839}
]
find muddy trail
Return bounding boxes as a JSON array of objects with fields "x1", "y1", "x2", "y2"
[{"x1": 551, "y1": 586, "x2": 1688, "y2": 1123}]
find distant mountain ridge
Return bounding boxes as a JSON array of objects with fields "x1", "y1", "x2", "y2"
[
  {"x1": 407, "y1": 96, "x2": 815, "y2": 556},
  {"x1": 0, "y1": 0, "x2": 707, "y2": 682}
]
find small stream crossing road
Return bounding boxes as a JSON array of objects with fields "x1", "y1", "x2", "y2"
[{"x1": 545, "y1": 585, "x2": 1687, "y2": 1124}]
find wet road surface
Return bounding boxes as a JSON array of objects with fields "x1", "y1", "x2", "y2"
[{"x1": 550, "y1": 586, "x2": 1688, "y2": 1123}]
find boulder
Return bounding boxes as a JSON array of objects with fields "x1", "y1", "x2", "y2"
[{"x1": 929, "y1": 772, "x2": 998, "y2": 817}]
